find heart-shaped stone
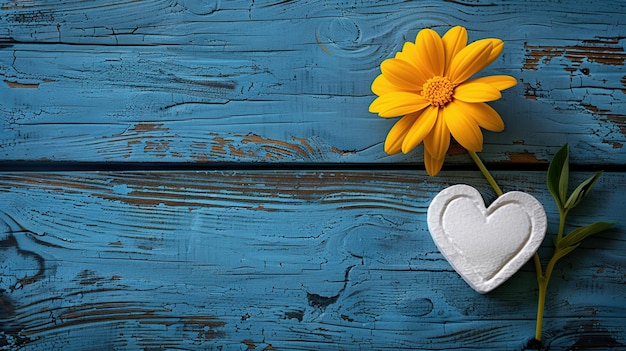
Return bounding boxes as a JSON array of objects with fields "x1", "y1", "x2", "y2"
[{"x1": 427, "y1": 184, "x2": 547, "y2": 294}]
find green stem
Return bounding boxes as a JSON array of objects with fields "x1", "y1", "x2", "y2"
[
  {"x1": 535, "y1": 276, "x2": 547, "y2": 342},
  {"x1": 535, "y1": 251, "x2": 561, "y2": 341},
  {"x1": 468, "y1": 151, "x2": 551, "y2": 343},
  {"x1": 534, "y1": 209, "x2": 569, "y2": 342},
  {"x1": 533, "y1": 253, "x2": 543, "y2": 278},
  {"x1": 533, "y1": 252, "x2": 545, "y2": 341},
  {"x1": 468, "y1": 151, "x2": 503, "y2": 197},
  {"x1": 556, "y1": 208, "x2": 568, "y2": 241}
]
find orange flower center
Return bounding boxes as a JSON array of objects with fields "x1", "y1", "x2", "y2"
[{"x1": 421, "y1": 76, "x2": 454, "y2": 107}]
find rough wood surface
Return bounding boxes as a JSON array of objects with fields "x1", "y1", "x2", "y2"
[
  {"x1": 1, "y1": 1, "x2": 625, "y2": 350},
  {"x1": 1, "y1": 171, "x2": 624, "y2": 350},
  {"x1": 0, "y1": 0, "x2": 625, "y2": 165}
]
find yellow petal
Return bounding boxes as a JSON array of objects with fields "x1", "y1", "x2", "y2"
[
  {"x1": 424, "y1": 109, "x2": 450, "y2": 160},
  {"x1": 384, "y1": 113, "x2": 419, "y2": 154},
  {"x1": 443, "y1": 102, "x2": 483, "y2": 152},
  {"x1": 482, "y1": 38, "x2": 504, "y2": 70},
  {"x1": 369, "y1": 92, "x2": 431, "y2": 117},
  {"x1": 455, "y1": 100, "x2": 505, "y2": 132},
  {"x1": 381, "y1": 58, "x2": 425, "y2": 92},
  {"x1": 396, "y1": 42, "x2": 418, "y2": 63},
  {"x1": 395, "y1": 50, "x2": 432, "y2": 86},
  {"x1": 397, "y1": 41, "x2": 435, "y2": 84},
  {"x1": 402, "y1": 106, "x2": 438, "y2": 153},
  {"x1": 447, "y1": 40, "x2": 493, "y2": 84},
  {"x1": 467, "y1": 75, "x2": 517, "y2": 91},
  {"x1": 371, "y1": 75, "x2": 396, "y2": 96},
  {"x1": 442, "y1": 26, "x2": 468, "y2": 74},
  {"x1": 424, "y1": 152, "x2": 445, "y2": 177},
  {"x1": 414, "y1": 28, "x2": 445, "y2": 77},
  {"x1": 453, "y1": 82, "x2": 501, "y2": 103}
]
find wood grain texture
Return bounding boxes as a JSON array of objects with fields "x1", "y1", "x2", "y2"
[
  {"x1": 1, "y1": 171, "x2": 624, "y2": 350},
  {"x1": 0, "y1": 0, "x2": 625, "y2": 165},
  {"x1": 1, "y1": 1, "x2": 625, "y2": 350}
]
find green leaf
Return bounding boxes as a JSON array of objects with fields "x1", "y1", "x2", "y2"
[
  {"x1": 564, "y1": 171, "x2": 602, "y2": 210},
  {"x1": 553, "y1": 243, "x2": 580, "y2": 262},
  {"x1": 547, "y1": 144, "x2": 569, "y2": 210},
  {"x1": 557, "y1": 221, "x2": 615, "y2": 249}
]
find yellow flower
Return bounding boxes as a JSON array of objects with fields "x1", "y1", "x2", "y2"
[{"x1": 369, "y1": 26, "x2": 517, "y2": 176}]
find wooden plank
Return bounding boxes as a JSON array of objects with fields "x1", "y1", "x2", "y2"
[
  {"x1": 1, "y1": 170, "x2": 624, "y2": 350},
  {"x1": 1, "y1": 1, "x2": 625, "y2": 165}
]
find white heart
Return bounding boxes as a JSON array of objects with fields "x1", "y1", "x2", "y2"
[{"x1": 427, "y1": 184, "x2": 547, "y2": 294}]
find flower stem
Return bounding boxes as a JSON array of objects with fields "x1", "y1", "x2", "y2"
[
  {"x1": 468, "y1": 150, "x2": 550, "y2": 344},
  {"x1": 468, "y1": 151, "x2": 503, "y2": 197}
]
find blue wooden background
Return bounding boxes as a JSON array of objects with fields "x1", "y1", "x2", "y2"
[{"x1": 1, "y1": 1, "x2": 625, "y2": 350}]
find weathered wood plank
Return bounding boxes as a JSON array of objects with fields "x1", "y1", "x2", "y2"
[
  {"x1": 1, "y1": 0, "x2": 625, "y2": 164},
  {"x1": 1, "y1": 170, "x2": 624, "y2": 350}
]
